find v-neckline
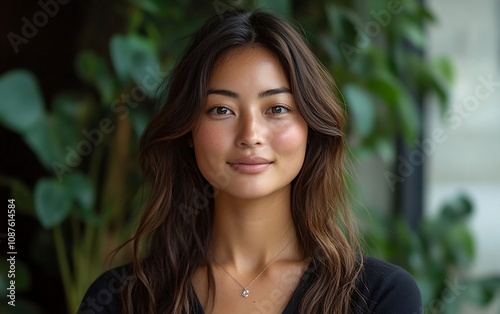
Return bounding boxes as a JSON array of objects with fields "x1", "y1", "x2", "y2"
[{"x1": 191, "y1": 260, "x2": 315, "y2": 314}]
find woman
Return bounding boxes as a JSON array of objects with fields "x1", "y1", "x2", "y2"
[{"x1": 79, "y1": 9, "x2": 422, "y2": 314}]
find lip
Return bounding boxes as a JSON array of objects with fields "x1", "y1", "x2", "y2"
[{"x1": 227, "y1": 156, "x2": 272, "y2": 174}]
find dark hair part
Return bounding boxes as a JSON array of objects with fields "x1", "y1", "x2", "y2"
[{"x1": 117, "y1": 9, "x2": 363, "y2": 313}]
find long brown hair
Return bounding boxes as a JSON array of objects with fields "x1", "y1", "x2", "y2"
[{"x1": 118, "y1": 9, "x2": 363, "y2": 313}]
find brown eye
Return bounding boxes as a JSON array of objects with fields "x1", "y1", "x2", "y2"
[
  {"x1": 267, "y1": 105, "x2": 290, "y2": 114},
  {"x1": 208, "y1": 106, "x2": 233, "y2": 115}
]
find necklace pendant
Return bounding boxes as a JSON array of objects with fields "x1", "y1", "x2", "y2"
[{"x1": 241, "y1": 289, "x2": 249, "y2": 297}]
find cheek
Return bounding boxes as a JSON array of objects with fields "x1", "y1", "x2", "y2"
[
  {"x1": 192, "y1": 124, "x2": 235, "y2": 190},
  {"x1": 272, "y1": 122, "x2": 308, "y2": 158},
  {"x1": 193, "y1": 124, "x2": 230, "y2": 153},
  {"x1": 192, "y1": 123, "x2": 233, "y2": 182}
]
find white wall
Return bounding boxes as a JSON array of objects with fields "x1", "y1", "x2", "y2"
[{"x1": 426, "y1": 0, "x2": 500, "y2": 312}]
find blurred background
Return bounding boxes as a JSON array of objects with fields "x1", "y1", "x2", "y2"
[{"x1": 0, "y1": 0, "x2": 499, "y2": 313}]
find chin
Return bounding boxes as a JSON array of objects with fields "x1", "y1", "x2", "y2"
[
  {"x1": 224, "y1": 188, "x2": 272, "y2": 200},
  {"x1": 223, "y1": 182, "x2": 291, "y2": 201}
]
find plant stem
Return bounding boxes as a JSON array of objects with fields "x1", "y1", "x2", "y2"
[
  {"x1": 71, "y1": 217, "x2": 81, "y2": 285},
  {"x1": 54, "y1": 225, "x2": 75, "y2": 313}
]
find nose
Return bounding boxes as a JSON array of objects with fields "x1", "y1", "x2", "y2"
[{"x1": 235, "y1": 111, "x2": 265, "y2": 148}]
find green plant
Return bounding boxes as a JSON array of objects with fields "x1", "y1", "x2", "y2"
[
  {"x1": 297, "y1": 0, "x2": 452, "y2": 162},
  {"x1": 359, "y1": 193, "x2": 500, "y2": 313},
  {"x1": 0, "y1": 2, "x2": 209, "y2": 312}
]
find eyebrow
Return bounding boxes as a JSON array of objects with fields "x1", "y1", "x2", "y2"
[{"x1": 206, "y1": 87, "x2": 292, "y2": 99}]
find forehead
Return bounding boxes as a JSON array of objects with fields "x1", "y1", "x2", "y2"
[{"x1": 208, "y1": 46, "x2": 289, "y2": 89}]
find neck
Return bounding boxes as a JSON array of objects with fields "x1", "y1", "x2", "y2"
[{"x1": 210, "y1": 186, "x2": 301, "y2": 272}]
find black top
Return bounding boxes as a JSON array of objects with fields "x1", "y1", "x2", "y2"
[{"x1": 78, "y1": 256, "x2": 422, "y2": 313}]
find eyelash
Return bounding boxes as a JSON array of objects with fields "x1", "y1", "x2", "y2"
[
  {"x1": 267, "y1": 105, "x2": 291, "y2": 114},
  {"x1": 207, "y1": 106, "x2": 234, "y2": 115},
  {"x1": 207, "y1": 105, "x2": 291, "y2": 116}
]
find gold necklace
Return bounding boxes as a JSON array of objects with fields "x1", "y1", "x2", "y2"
[{"x1": 214, "y1": 239, "x2": 293, "y2": 298}]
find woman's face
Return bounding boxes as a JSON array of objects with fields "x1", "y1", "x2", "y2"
[{"x1": 191, "y1": 46, "x2": 308, "y2": 200}]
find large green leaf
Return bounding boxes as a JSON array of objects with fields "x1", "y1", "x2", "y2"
[
  {"x1": 34, "y1": 178, "x2": 72, "y2": 228},
  {"x1": 374, "y1": 136, "x2": 395, "y2": 164},
  {"x1": 22, "y1": 118, "x2": 56, "y2": 169},
  {"x1": 440, "y1": 194, "x2": 473, "y2": 223},
  {"x1": 420, "y1": 57, "x2": 453, "y2": 113},
  {"x1": 465, "y1": 277, "x2": 500, "y2": 306},
  {"x1": 433, "y1": 57, "x2": 454, "y2": 84},
  {"x1": 418, "y1": 4, "x2": 436, "y2": 22},
  {"x1": 325, "y1": 3, "x2": 363, "y2": 33},
  {"x1": 52, "y1": 91, "x2": 95, "y2": 138},
  {"x1": 75, "y1": 50, "x2": 115, "y2": 104},
  {"x1": 51, "y1": 113, "x2": 79, "y2": 156},
  {"x1": 366, "y1": 71, "x2": 420, "y2": 144},
  {"x1": 319, "y1": 35, "x2": 342, "y2": 63},
  {"x1": 0, "y1": 69, "x2": 45, "y2": 133},
  {"x1": 399, "y1": 19, "x2": 426, "y2": 50},
  {"x1": 129, "y1": 109, "x2": 150, "y2": 138},
  {"x1": 446, "y1": 225, "x2": 474, "y2": 267},
  {"x1": 342, "y1": 84, "x2": 376, "y2": 137},
  {"x1": 325, "y1": 3, "x2": 343, "y2": 37},
  {"x1": 110, "y1": 34, "x2": 161, "y2": 98},
  {"x1": 0, "y1": 70, "x2": 56, "y2": 169},
  {"x1": 63, "y1": 172, "x2": 94, "y2": 212},
  {"x1": 415, "y1": 276, "x2": 438, "y2": 306},
  {"x1": 63, "y1": 172, "x2": 100, "y2": 224},
  {"x1": 398, "y1": 91, "x2": 420, "y2": 144},
  {"x1": 367, "y1": 76, "x2": 400, "y2": 108},
  {"x1": 49, "y1": 92, "x2": 86, "y2": 164},
  {"x1": 110, "y1": 35, "x2": 131, "y2": 82}
]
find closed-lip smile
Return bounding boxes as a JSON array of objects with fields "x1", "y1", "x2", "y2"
[{"x1": 227, "y1": 156, "x2": 272, "y2": 173}]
